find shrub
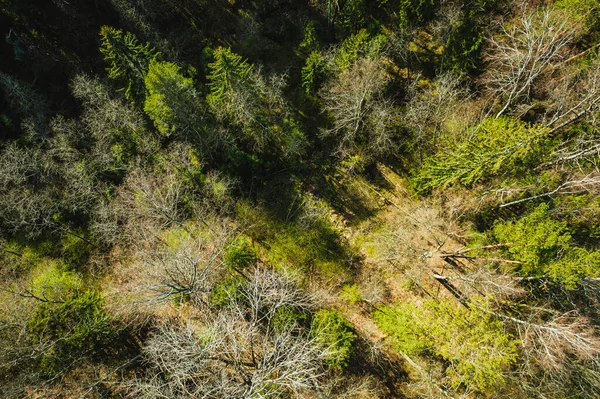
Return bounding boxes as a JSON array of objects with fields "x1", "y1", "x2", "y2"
[
  {"x1": 312, "y1": 309, "x2": 356, "y2": 371},
  {"x1": 554, "y1": 0, "x2": 597, "y2": 21},
  {"x1": 340, "y1": 283, "x2": 363, "y2": 304},
  {"x1": 224, "y1": 237, "x2": 258, "y2": 271},
  {"x1": 430, "y1": 300, "x2": 519, "y2": 392},
  {"x1": 209, "y1": 276, "x2": 245, "y2": 308},
  {"x1": 267, "y1": 222, "x2": 351, "y2": 283},
  {"x1": 549, "y1": 247, "x2": 600, "y2": 289},
  {"x1": 373, "y1": 302, "x2": 429, "y2": 355},
  {"x1": 60, "y1": 229, "x2": 92, "y2": 269},
  {"x1": 271, "y1": 305, "x2": 308, "y2": 332},
  {"x1": 375, "y1": 299, "x2": 519, "y2": 392},
  {"x1": 31, "y1": 262, "x2": 82, "y2": 302},
  {"x1": 27, "y1": 291, "x2": 114, "y2": 376}
]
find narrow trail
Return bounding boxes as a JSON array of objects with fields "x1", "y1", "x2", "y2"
[{"x1": 340, "y1": 304, "x2": 387, "y2": 342}]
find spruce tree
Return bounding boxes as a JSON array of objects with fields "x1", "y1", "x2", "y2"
[
  {"x1": 99, "y1": 26, "x2": 159, "y2": 105},
  {"x1": 206, "y1": 47, "x2": 306, "y2": 157},
  {"x1": 206, "y1": 47, "x2": 253, "y2": 119},
  {"x1": 411, "y1": 117, "x2": 549, "y2": 194},
  {"x1": 144, "y1": 60, "x2": 203, "y2": 139}
]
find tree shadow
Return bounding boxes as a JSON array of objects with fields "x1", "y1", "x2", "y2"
[{"x1": 348, "y1": 336, "x2": 409, "y2": 398}]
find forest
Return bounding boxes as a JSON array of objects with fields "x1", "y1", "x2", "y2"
[{"x1": 1, "y1": 0, "x2": 600, "y2": 397}]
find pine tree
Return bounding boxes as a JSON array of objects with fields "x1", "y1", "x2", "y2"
[{"x1": 99, "y1": 26, "x2": 159, "y2": 105}]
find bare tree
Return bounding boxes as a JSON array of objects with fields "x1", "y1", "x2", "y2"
[
  {"x1": 404, "y1": 72, "x2": 468, "y2": 157},
  {"x1": 484, "y1": 8, "x2": 576, "y2": 118},
  {"x1": 545, "y1": 57, "x2": 600, "y2": 133},
  {"x1": 130, "y1": 268, "x2": 330, "y2": 399},
  {"x1": 140, "y1": 223, "x2": 232, "y2": 307},
  {"x1": 236, "y1": 267, "x2": 318, "y2": 324},
  {"x1": 135, "y1": 318, "x2": 329, "y2": 399},
  {"x1": 320, "y1": 58, "x2": 396, "y2": 157},
  {"x1": 429, "y1": 253, "x2": 600, "y2": 397},
  {"x1": 89, "y1": 197, "x2": 126, "y2": 248},
  {"x1": 70, "y1": 74, "x2": 160, "y2": 157},
  {"x1": 0, "y1": 144, "x2": 59, "y2": 237},
  {"x1": 546, "y1": 134, "x2": 600, "y2": 167},
  {"x1": 0, "y1": 75, "x2": 156, "y2": 241},
  {"x1": 0, "y1": 72, "x2": 50, "y2": 139},
  {"x1": 494, "y1": 171, "x2": 600, "y2": 208},
  {"x1": 117, "y1": 167, "x2": 192, "y2": 236}
]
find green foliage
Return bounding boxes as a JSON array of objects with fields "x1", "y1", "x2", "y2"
[
  {"x1": 206, "y1": 47, "x2": 253, "y2": 117},
  {"x1": 297, "y1": 20, "x2": 322, "y2": 57},
  {"x1": 236, "y1": 196, "x2": 352, "y2": 284},
  {"x1": 99, "y1": 26, "x2": 159, "y2": 105},
  {"x1": 202, "y1": 171, "x2": 235, "y2": 210},
  {"x1": 159, "y1": 224, "x2": 197, "y2": 249},
  {"x1": 278, "y1": 117, "x2": 307, "y2": 158},
  {"x1": 493, "y1": 203, "x2": 571, "y2": 275},
  {"x1": 398, "y1": 0, "x2": 439, "y2": 29},
  {"x1": 429, "y1": 300, "x2": 519, "y2": 392},
  {"x1": 549, "y1": 247, "x2": 600, "y2": 289},
  {"x1": 267, "y1": 221, "x2": 351, "y2": 282},
  {"x1": 60, "y1": 229, "x2": 92, "y2": 268},
  {"x1": 553, "y1": 0, "x2": 597, "y2": 21},
  {"x1": 207, "y1": 46, "x2": 307, "y2": 157},
  {"x1": 0, "y1": 241, "x2": 48, "y2": 275},
  {"x1": 6, "y1": 3, "x2": 600, "y2": 396},
  {"x1": 301, "y1": 51, "x2": 325, "y2": 95},
  {"x1": 27, "y1": 291, "x2": 113, "y2": 376},
  {"x1": 271, "y1": 305, "x2": 308, "y2": 332},
  {"x1": 493, "y1": 203, "x2": 600, "y2": 288},
  {"x1": 225, "y1": 236, "x2": 258, "y2": 271},
  {"x1": 31, "y1": 262, "x2": 82, "y2": 302},
  {"x1": 411, "y1": 117, "x2": 549, "y2": 194},
  {"x1": 442, "y1": 19, "x2": 486, "y2": 73},
  {"x1": 376, "y1": 300, "x2": 519, "y2": 392},
  {"x1": 209, "y1": 275, "x2": 245, "y2": 308},
  {"x1": 339, "y1": 154, "x2": 365, "y2": 174},
  {"x1": 555, "y1": 192, "x2": 600, "y2": 245},
  {"x1": 334, "y1": 29, "x2": 387, "y2": 71},
  {"x1": 340, "y1": 283, "x2": 362, "y2": 304},
  {"x1": 373, "y1": 302, "x2": 429, "y2": 354},
  {"x1": 442, "y1": 0, "x2": 500, "y2": 73},
  {"x1": 0, "y1": 113, "x2": 12, "y2": 129},
  {"x1": 335, "y1": 0, "x2": 366, "y2": 38},
  {"x1": 312, "y1": 309, "x2": 356, "y2": 371},
  {"x1": 144, "y1": 60, "x2": 200, "y2": 137}
]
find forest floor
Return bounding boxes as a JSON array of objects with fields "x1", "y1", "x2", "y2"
[{"x1": 324, "y1": 163, "x2": 470, "y2": 397}]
